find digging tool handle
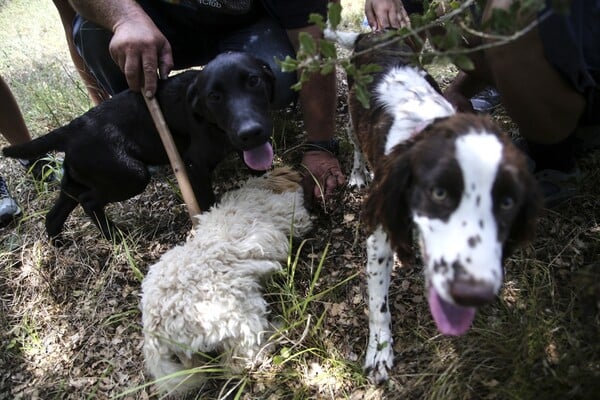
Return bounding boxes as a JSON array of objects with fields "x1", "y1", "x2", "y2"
[{"x1": 143, "y1": 93, "x2": 201, "y2": 224}]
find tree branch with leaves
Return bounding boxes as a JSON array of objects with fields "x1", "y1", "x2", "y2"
[{"x1": 279, "y1": 0, "x2": 556, "y2": 108}]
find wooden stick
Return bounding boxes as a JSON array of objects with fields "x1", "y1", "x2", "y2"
[{"x1": 143, "y1": 94, "x2": 201, "y2": 225}]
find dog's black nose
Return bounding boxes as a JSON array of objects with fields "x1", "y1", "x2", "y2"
[
  {"x1": 450, "y1": 279, "x2": 496, "y2": 307},
  {"x1": 238, "y1": 123, "x2": 267, "y2": 147}
]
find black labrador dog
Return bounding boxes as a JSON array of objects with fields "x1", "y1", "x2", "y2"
[{"x1": 3, "y1": 52, "x2": 275, "y2": 243}]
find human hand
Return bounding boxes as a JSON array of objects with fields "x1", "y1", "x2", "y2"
[
  {"x1": 301, "y1": 150, "x2": 345, "y2": 206},
  {"x1": 365, "y1": 0, "x2": 410, "y2": 30},
  {"x1": 109, "y1": 12, "x2": 174, "y2": 97}
]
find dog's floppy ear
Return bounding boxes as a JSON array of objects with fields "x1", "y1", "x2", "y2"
[
  {"x1": 503, "y1": 172, "x2": 543, "y2": 257},
  {"x1": 186, "y1": 74, "x2": 205, "y2": 120},
  {"x1": 258, "y1": 60, "x2": 276, "y2": 104},
  {"x1": 363, "y1": 146, "x2": 415, "y2": 264}
]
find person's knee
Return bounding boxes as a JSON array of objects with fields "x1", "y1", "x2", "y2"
[
  {"x1": 73, "y1": 16, "x2": 127, "y2": 95},
  {"x1": 484, "y1": 28, "x2": 585, "y2": 144}
]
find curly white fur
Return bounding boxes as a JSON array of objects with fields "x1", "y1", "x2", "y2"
[{"x1": 140, "y1": 168, "x2": 312, "y2": 395}]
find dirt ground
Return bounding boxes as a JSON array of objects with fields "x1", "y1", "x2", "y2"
[{"x1": 2, "y1": 64, "x2": 600, "y2": 398}]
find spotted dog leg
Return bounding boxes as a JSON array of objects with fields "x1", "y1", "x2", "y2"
[
  {"x1": 364, "y1": 225, "x2": 395, "y2": 383},
  {"x1": 347, "y1": 120, "x2": 371, "y2": 188}
]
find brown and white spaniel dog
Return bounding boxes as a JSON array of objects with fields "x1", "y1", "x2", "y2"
[{"x1": 327, "y1": 30, "x2": 542, "y2": 383}]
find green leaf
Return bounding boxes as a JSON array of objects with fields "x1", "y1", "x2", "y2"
[
  {"x1": 339, "y1": 59, "x2": 351, "y2": 71},
  {"x1": 355, "y1": 83, "x2": 371, "y2": 109},
  {"x1": 360, "y1": 63, "x2": 382, "y2": 75},
  {"x1": 278, "y1": 55, "x2": 299, "y2": 73},
  {"x1": 298, "y1": 32, "x2": 317, "y2": 55},
  {"x1": 291, "y1": 80, "x2": 304, "y2": 92},
  {"x1": 432, "y1": 54, "x2": 452, "y2": 67},
  {"x1": 410, "y1": 13, "x2": 424, "y2": 27},
  {"x1": 319, "y1": 39, "x2": 337, "y2": 59},
  {"x1": 280, "y1": 347, "x2": 291, "y2": 359},
  {"x1": 441, "y1": 24, "x2": 461, "y2": 50},
  {"x1": 428, "y1": 34, "x2": 444, "y2": 50},
  {"x1": 272, "y1": 355, "x2": 284, "y2": 365},
  {"x1": 327, "y1": 2, "x2": 343, "y2": 30},
  {"x1": 420, "y1": 52, "x2": 436, "y2": 66},
  {"x1": 308, "y1": 13, "x2": 325, "y2": 30},
  {"x1": 452, "y1": 54, "x2": 475, "y2": 71},
  {"x1": 321, "y1": 62, "x2": 335, "y2": 75}
]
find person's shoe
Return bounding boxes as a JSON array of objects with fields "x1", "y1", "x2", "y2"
[
  {"x1": 18, "y1": 155, "x2": 60, "y2": 183},
  {"x1": 0, "y1": 176, "x2": 22, "y2": 227},
  {"x1": 534, "y1": 166, "x2": 582, "y2": 208},
  {"x1": 470, "y1": 87, "x2": 502, "y2": 113}
]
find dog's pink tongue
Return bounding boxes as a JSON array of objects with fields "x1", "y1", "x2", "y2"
[
  {"x1": 428, "y1": 287, "x2": 475, "y2": 336},
  {"x1": 243, "y1": 142, "x2": 274, "y2": 171}
]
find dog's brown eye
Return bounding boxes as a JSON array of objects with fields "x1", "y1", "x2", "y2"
[
  {"x1": 247, "y1": 75, "x2": 260, "y2": 88},
  {"x1": 431, "y1": 187, "x2": 447, "y2": 202},
  {"x1": 500, "y1": 196, "x2": 514, "y2": 210}
]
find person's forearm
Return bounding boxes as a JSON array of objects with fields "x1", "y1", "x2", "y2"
[{"x1": 68, "y1": 0, "x2": 147, "y2": 31}]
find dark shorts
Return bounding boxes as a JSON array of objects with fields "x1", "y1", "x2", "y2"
[
  {"x1": 539, "y1": 0, "x2": 600, "y2": 123},
  {"x1": 73, "y1": 0, "x2": 328, "y2": 108},
  {"x1": 260, "y1": 0, "x2": 327, "y2": 29}
]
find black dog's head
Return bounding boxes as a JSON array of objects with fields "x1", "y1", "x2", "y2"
[{"x1": 187, "y1": 52, "x2": 276, "y2": 171}]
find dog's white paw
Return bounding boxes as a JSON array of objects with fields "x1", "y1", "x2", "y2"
[
  {"x1": 348, "y1": 168, "x2": 371, "y2": 189},
  {"x1": 364, "y1": 335, "x2": 394, "y2": 384},
  {"x1": 348, "y1": 147, "x2": 371, "y2": 189}
]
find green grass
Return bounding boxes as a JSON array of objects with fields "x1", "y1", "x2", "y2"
[{"x1": 0, "y1": 0, "x2": 93, "y2": 133}]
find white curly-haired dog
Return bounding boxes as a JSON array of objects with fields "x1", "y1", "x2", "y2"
[{"x1": 140, "y1": 167, "x2": 312, "y2": 395}]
